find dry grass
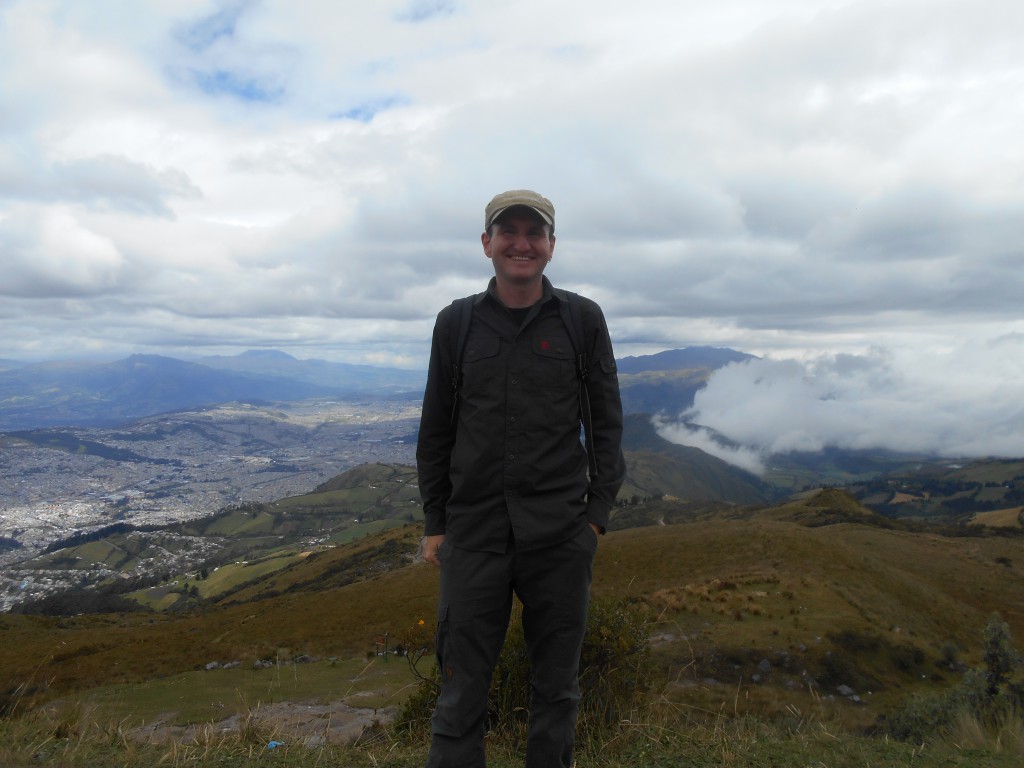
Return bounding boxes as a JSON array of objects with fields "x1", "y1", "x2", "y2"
[
  {"x1": 3, "y1": 508, "x2": 1024, "y2": 762},
  {"x1": 4, "y1": 700, "x2": 1024, "y2": 768},
  {"x1": 945, "y1": 710, "x2": 1024, "y2": 755},
  {"x1": 972, "y1": 507, "x2": 1024, "y2": 529}
]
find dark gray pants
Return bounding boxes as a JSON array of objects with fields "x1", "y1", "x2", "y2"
[{"x1": 426, "y1": 525, "x2": 597, "y2": 768}]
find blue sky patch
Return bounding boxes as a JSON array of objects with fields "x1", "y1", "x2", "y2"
[
  {"x1": 396, "y1": 0, "x2": 458, "y2": 23},
  {"x1": 192, "y1": 68, "x2": 283, "y2": 103},
  {"x1": 175, "y1": 0, "x2": 254, "y2": 52},
  {"x1": 331, "y1": 95, "x2": 409, "y2": 122}
]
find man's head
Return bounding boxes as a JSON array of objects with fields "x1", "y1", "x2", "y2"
[
  {"x1": 481, "y1": 190, "x2": 556, "y2": 298},
  {"x1": 484, "y1": 189, "x2": 555, "y2": 238}
]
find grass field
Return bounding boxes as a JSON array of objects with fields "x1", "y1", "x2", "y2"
[
  {"x1": 3, "y1": 489, "x2": 1023, "y2": 766},
  {"x1": 3, "y1": 699, "x2": 1022, "y2": 768},
  {"x1": 972, "y1": 507, "x2": 1024, "y2": 528}
]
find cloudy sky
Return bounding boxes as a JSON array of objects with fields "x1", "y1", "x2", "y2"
[{"x1": 2, "y1": 0, "x2": 1023, "y2": 462}]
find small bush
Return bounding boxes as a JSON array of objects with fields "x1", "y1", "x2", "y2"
[
  {"x1": 884, "y1": 613, "x2": 1024, "y2": 745},
  {"x1": 984, "y1": 613, "x2": 1019, "y2": 697},
  {"x1": 397, "y1": 597, "x2": 651, "y2": 743}
]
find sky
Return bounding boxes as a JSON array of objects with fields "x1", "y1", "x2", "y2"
[{"x1": 2, "y1": 0, "x2": 1023, "y2": 465}]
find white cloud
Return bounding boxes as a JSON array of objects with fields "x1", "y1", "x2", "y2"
[
  {"x1": 0, "y1": 207, "x2": 126, "y2": 298},
  {"x1": 662, "y1": 334, "x2": 1024, "y2": 467},
  {"x1": 653, "y1": 418, "x2": 767, "y2": 476},
  {"x1": 54, "y1": 154, "x2": 200, "y2": 216},
  {"x1": 0, "y1": 0, "x2": 1021, "y2": 468}
]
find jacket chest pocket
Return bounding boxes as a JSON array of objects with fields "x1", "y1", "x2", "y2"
[
  {"x1": 461, "y1": 336, "x2": 503, "y2": 394},
  {"x1": 526, "y1": 333, "x2": 576, "y2": 391}
]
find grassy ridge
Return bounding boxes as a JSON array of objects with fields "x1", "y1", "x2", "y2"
[
  {"x1": 3, "y1": 491, "x2": 1023, "y2": 730},
  {"x1": 3, "y1": 493, "x2": 1024, "y2": 767},
  {"x1": 1, "y1": 528, "x2": 438, "y2": 713}
]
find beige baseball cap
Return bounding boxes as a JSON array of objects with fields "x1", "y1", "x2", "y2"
[{"x1": 484, "y1": 189, "x2": 555, "y2": 230}]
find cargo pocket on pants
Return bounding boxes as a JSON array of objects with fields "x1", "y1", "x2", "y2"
[
  {"x1": 432, "y1": 594, "x2": 510, "y2": 738},
  {"x1": 431, "y1": 601, "x2": 472, "y2": 737}
]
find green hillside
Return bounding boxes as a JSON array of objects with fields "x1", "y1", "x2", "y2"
[
  {"x1": 851, "y1": 457, "x2": 1024, "y2": 522},
  {"x1": 3, "y1": 489, "x2": 1022, "y2": 732},
  {"x1": 619, "y1": 413, "x2": 771, "y2": 505}
]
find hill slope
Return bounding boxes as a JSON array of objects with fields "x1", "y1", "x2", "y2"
[
  {"x1": 619, "y1": 413, "x2": 771, "y2": 506},
  {"x1": 10, "y1": 420, "x2": 772, "y2": 606},
  {"x1": 617, "y1": 346, "x2": 756, "y2": 374},
  {"x1": 3, "y1": 489, "x2": 1022, "y2": 727}
]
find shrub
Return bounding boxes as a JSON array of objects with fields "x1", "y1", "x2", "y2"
[
  {"x1": 397, "y1": 597, "x2": 651, "y2": 742},
  {"x1": 984, "y1": 613, "x2": 1019, "y2": 697},
  {"x1": 883, "y1": 613, "x2": 1024, "y2": 744}
]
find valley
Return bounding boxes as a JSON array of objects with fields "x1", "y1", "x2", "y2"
[
  {"x1": 0, "y1": 397, "x2": 420, "y2": 608},
  {"x1": 0, "y1": 346, "x2": 760, "y2": 611}
]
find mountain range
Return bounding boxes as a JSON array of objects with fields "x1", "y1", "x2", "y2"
[{"x1": 0, "y1": 346, "x2": 749, "y2": 431}]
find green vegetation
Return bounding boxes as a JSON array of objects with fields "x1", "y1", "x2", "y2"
[
  {"x1": 850, "y1": 458, "x2": 1024, "y2": 523},
  {"x1": 883, "y1": 613, "x2": 1024, "y2": 746},
  {"x1": 4, "y1": 461, "x2": 1024, "y2": 765},
  {"x1": 619, "y1": 414, "x2": 771, "y2": 505},
  {"x1": 4, "y1": 602, "x2": 1021, "y2": 767},
  {"x1": 5, "y1": 704, "x2": 1023, "y2": 768}
]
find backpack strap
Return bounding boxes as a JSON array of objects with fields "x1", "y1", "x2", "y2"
[
  {"x1": 448, "y1": 294, "x2": 477, "y2": 426},
  {"x1": 555, "y1": 290, "x2": 599, "y2": 478}
]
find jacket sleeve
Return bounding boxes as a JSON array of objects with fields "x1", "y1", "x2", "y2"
[
  {"x1": 416, "y1": 305, "x2": 457, "y2": 537},
  {"x1": 581, "y1": 300, "x2": 625, "y2": 532}
]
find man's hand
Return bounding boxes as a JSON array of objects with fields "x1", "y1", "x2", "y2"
[
  {"x1": 422, "y1": 534, "x2": 445, "y2": 566},
  {"x1": 590, "y1": 522, "x2": 602, "y2": 540}
]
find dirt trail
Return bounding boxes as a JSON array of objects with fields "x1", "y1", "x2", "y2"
[{"x1": 131, "y1": 701, "x2": 398, "y2": 749}]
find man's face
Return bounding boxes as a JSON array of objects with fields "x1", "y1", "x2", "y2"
[{"x1": 481, "y1": 209, "x2": 556, "y2": 286}]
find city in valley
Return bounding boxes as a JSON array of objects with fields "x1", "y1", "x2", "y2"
[{"x1": 0, "y1": 398, "x2": 421, "y2": 609}]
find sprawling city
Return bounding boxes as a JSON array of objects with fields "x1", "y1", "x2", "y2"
[{"x1": 0, "y1": 398, "x2": 420, "y2": 608}]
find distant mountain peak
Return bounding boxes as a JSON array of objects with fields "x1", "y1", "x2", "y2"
[
  {"x1": 237, "y1": 350, "x2": 298, "y2": 361},
  {"x1": 617, "y1": 346, "x2": 756, "y2": 374},
  {"x1": 125, "y1": 353, "x2": 179, "y2": 363}
]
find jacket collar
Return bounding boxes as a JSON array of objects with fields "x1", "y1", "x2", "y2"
[{"x1": 481, "y1": 275, "x2": 556, "y2": 307}]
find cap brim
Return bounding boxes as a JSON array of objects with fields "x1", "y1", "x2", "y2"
[{"x1": 488, "y1": 205, "x2": 553, "y2": 228}]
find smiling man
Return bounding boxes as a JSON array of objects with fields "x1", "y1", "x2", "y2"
[{"x1": 416, "y1": 190, "x2": 625, "y2": 768}]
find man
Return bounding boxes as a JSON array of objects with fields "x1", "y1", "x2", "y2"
[{"x1": 416, "y1": 189, "x2": 625, "y2": 768}]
